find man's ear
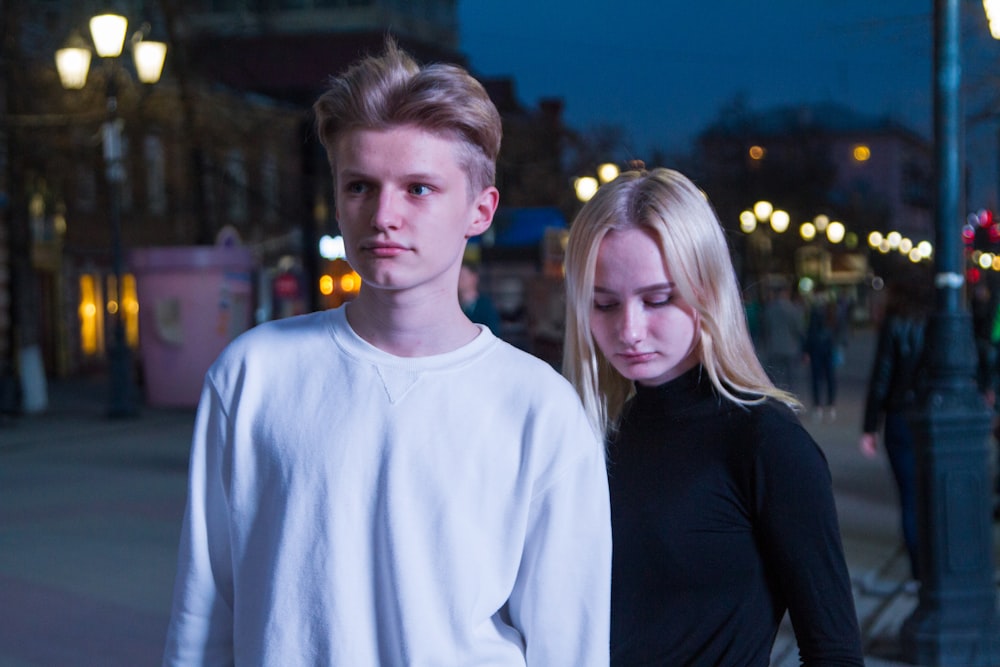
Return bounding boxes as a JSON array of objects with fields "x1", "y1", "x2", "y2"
[{"x1": 466, "y1": 186, "x2": 500, "y2": 239}]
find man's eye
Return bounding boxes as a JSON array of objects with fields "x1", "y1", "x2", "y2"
[
  {"x1": 410, "y1": 184, "x2": 432, "y2": 196},
  {"x1": 345, "y1": 181, "x2": 369, "y2": 194}
]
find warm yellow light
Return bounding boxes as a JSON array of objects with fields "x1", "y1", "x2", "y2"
[
  {"x1": 852, "y1": 145, "x2": 871, "y2": 162},
  {"x1": 340, "y1": 272, "x2": 361, "y2": 293},
  {"x1": 574, "y1": 176, "x2": 599, "y2": 202},
  {"x1": 800, "y1": 222, "x2": 816, "y2": 241},
  {"x1": 993, "y1": 255, "x2": 1000, "y2": 271},
  {"x1": 739, "y1": 211, "x2": 757, "y2": 233},
  {"x1": 748, "y1": 145, "x2": 766, "y2": 161},
  {"x1": 826, "y1": 221, "x2": 846, "y2": 244},
  {"x1": 55, "y1": 45, "x2": 91, "y2": 89},
  {"x1": 122, "y1": 273, "x2": 138, "y2": 347},
  {"x1": 133, "y1": 39, "x2": 167, "y2": 84},
  {"x1": 78, "y1": 274, "x2": 102, "y2": 355},
  {"x1": 319, "y1": 274, "x2": 334, "y2": 296},
  {"x1": 986, "y1": 0, "x2": 1000, "y2": 39},
  {"x1": 878, "y1": 239, "x2": 891, "y2": 254},
  {"x1": 770, "y1": 210, "x2": 790, "y2": 233},
  {"x1": 813, "y1": 214, "x2": 829, "y2": 232},
  {"x1": 886, "y1": 231, "x2": 902, "y2": 249},
  {"x1": 917, "y1": 240, "x2": 933, "y2": 258},
  {"x1": 753, "y1": 200, "x2": 773, "y2": 222},
  {"x1": 980, "y1": 253, "x2": 994, "y2": 269},
  {"x1": 898, "y1": 238, "x2": 913, "y2": 254},
  {"x1": 909, "y1": 248, "x2": 924, "y2": 263},
  {"x1": 868, "y1": 231, "x2": 883, "y2": 247},
  {"x1": 597, "y1": 163, "x2": 620, "y2": 184},
  {"x1": 89, "y1": 14, "x2": 128, "y2": 58}
]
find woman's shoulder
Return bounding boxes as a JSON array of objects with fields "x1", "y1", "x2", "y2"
[
  {"x1": 737, "y1": 400, "x2": 830, "y2": 476},
  {"x1": 728, "y1": 399, "x2": 817, "y2": 451}
]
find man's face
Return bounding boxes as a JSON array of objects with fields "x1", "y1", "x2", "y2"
[{"x1": 333, "y1": 126, "x2": 498, "y2": 300}]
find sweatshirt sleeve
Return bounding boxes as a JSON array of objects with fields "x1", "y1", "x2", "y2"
[
  {"x1": 507, "y1": 404, "x2": 612, "y2": 667},
  {"x1": 754, "y1": 416, "x2": 865, "y2": 666},
  {"x1": 162, "y1": 377, "x2": 235, "y2": 666}
]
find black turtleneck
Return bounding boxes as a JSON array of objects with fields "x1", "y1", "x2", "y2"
[{"x1": 608, "y1": 365, "x2": 863, "y2": 667}]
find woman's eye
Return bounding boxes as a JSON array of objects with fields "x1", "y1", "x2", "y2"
[
  {"x1": 593, "y1": 302, "x2": 618, "y2": 312},
  {"x1": 646, "y1": 296, "x2": 672, "y2": 308}
]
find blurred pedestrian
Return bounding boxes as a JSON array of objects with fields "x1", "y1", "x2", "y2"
[
  {"x1": 458, "y1": 262, "x2": 501, "y2": 335},
  {"x1": 162, "y1": 38, "x2": 611, "y2": 666},
  {"x1": 803, "y1": 290, "x2": 845, "y2": 421},
  {"x1": 859, "y1": 275, "x2": 933, "y2": 583},
  {"x1": 759, "y1": 280, "x2": 805, "y2": 393},
  {"x1": 562, "y1": 166, "x2": 864, "y2": 666},
  {"x1": 971, "y1": 282, "x2": 996, "y2": 402}
]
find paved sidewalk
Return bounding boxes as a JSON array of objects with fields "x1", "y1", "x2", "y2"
[{"x1": 0, "y1": 326, "x2": 997, "y2": 666}]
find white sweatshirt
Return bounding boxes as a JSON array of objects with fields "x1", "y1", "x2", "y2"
[{"x1": 162, "y1": 307, "x2": 611, "y2": 666}]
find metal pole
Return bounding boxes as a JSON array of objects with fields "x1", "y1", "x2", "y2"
[
  {"x1": 900, "y1": 0, "x2": 1000, "y2": 662},
  {"x1": 102, "y1": 65, "x2": 137, "y2": 418}
]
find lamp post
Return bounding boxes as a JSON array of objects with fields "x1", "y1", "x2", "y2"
[
  {"x1": 899, "y1": 0, "x2": 1000, "y2": 663},
  {"x1": 55, "y1": 14, "x2": 166, "y2": 418}
]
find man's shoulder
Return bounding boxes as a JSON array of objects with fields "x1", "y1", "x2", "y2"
[
  {"x1": 213, "y1": 311, "x2": 330, "y2": 368},
  {"x1": 479, "y1": 339, "x2": 578, "y2": 394}
]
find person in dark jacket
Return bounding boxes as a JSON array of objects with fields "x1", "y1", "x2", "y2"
[{"x1": 859, "y1": 276, "x2": 933, "y2": 582}]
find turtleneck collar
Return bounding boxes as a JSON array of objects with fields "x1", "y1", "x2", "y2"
[{"x1": 630, "y1": 364, "x2": 718, "y2": 416}]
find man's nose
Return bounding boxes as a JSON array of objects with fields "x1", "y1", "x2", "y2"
[{"x1": 371, "y1": 190, "x2": 402, "y2": 231}]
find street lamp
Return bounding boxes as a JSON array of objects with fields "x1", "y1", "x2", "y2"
[
  {"x1": 55, "y1": 13, "x2": 166, "y2": 418},
  {"x1": 899, "y1": 0, "x2": 1000, "y2": 663}
]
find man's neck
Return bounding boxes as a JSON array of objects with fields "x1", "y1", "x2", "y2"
[{"x1": 345, "y1": 291, "x2": 481, "y2": 357}]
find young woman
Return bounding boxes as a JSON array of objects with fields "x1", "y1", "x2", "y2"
[{"x1": 563, "y1": 167, "x2": 864, "y2": 666}]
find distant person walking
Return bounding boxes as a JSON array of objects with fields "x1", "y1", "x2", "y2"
[
  {"x1": 759, "y1": 281, "x2": 804, "y2": 393},
  {"x1": 803, "y1": 290, "x2": 846, "y2": 422},
  {"x1": 859, "y1": 276, "x2": 933, "y2": 583}
]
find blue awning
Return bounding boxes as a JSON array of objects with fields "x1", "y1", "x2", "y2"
[{"x1": 488, "y1": 207, "x2": 567, "y2": 247}]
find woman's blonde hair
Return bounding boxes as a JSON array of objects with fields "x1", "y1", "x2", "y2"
[
  {"x1": 562, "y1": 167, "x2": 799, "y2": 438},
  {"x1": 313, "y1": 37, "x2": 502, "y2": 195}
]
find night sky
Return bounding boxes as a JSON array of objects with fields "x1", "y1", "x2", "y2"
[{"x1": 458, "y1": 1, "x2": 1000, "y2": 208}]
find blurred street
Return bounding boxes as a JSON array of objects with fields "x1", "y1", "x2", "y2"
[{"x1": 0, "y1": 325, "x2": 997, "y2": 666}]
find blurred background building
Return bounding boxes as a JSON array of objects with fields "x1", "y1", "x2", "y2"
[{"x1": 0, "y1": 0, "x2": 975, "y2": 412}]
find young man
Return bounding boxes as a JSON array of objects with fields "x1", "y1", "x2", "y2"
[{"x1": 162, "y1": 40, "x2": 611, "y2": 666}]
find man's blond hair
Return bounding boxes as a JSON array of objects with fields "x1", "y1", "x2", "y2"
[{"x1": 314, "y1": 38, "x2": 502, "y2": 195}]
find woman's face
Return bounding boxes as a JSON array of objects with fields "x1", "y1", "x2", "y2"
[{"x1": 589, "y1": 226, "x2": 700, "y2": 387}]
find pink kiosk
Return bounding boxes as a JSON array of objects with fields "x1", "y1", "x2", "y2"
[{"x1": 129, "y1": 245, "x2": 255, "y2": 408}]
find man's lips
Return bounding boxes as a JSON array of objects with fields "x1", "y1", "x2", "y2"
[{"x1": 362, "y1": 242, "x2": 409, "y2": 258}]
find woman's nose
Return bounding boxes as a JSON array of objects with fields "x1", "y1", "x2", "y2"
[{"x1": 618, "y1": 305, "x2": 644, "y2": 345}]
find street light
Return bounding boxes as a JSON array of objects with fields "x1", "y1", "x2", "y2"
[
  {"x1": 55, "y1": 13, "x2": 166, "y2": 418},
  {"x1": 574, "y1": 162, "x2": 621, "y2": 202},
  {"x1": 985, "y1": 0, "x2": 1000, "y2": 39},
  {"x1": 899, "y1": 0, "x2": 1000, "y2": 663}
]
